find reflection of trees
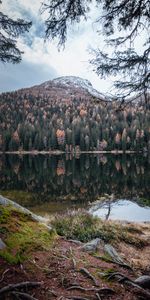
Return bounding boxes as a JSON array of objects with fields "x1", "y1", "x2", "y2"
[{"x1": 0, "y1": 154, "x2": 149, "y2": 206}]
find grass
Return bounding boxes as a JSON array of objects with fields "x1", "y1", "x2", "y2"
[
  {"x1": 0, "y1": 205, "x2": 56, "y2": 264},
  {"x1": 52, "y1": 210, "x2": 148, "y2": 247}
]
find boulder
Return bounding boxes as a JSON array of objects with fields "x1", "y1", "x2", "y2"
[
  {"x1": 80, "y1": 238, "x2": 102, "y2": 252},
  {"x1": 104, "y1": 244, "x2": 125, "y2": 264},
  {"x1": 135, "y1": 275, "x2": 150, "y2": 289},
  {"x1": 0, "y1": 195, "x2": 52, "y2": 230}
]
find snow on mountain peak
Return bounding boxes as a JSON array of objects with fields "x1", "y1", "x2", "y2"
[
  {"x1": 52, "y1": 76, "x2": 92, "y2": 88},
  {"x1": 51, "y1": 76, "x2": 106, "y2": 100}
]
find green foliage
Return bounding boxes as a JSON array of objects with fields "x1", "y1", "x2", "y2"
[{"x1": 52, "y1": 212, "x2": 147, "y2": 246}]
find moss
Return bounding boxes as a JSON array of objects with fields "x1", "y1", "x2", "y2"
[
  {"x1": 0, "y1": 206, "x2": 10, "y2": 223},
  {"x1": 0, "y1": 205, "x2": 56, "y2": 264}
]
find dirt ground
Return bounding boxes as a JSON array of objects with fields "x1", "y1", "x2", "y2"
[{"x1": 0, "y1": 236, "x2": 150, "y2": 300}]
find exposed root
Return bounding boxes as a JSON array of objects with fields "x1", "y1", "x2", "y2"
[
  {"x1": 11, "y1": 291, "x2": 38, "y2": 300},
  {"x1": 96, "y1": 293, "x2": 101, "y2": 300},
  {"x1": 104, "y1": 272, "x2": 150, "y2": 299},
  {"x1": 79, "y1": 268, "x2": 98, "y2": 286},
  {"x1": 106, "y1": 272, "x2": 133, "y2": 282},
  {"x1": 67, "y1": 296, "x2": 90, "y2": 300},
  {"x1": 67, "y1": 286, "x2": 115, "y2": 294},
  {"x1": 0, "y1": 269, "x2": 10, "y2": 283},
  {"x1": 0, "y1": 281, "x2": 42, "y2": 295},
  {"x1": 72, "y1": 258, "x2": 77, "y2": 269}
]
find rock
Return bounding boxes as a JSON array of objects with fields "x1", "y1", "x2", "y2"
[
  {"x1": 104, "y1": 244, "x2": 125, "y2": 264},
  {"x1": 0, "y1": 195, "x2": 52, "y2": 230},
  {"x1": 80, "y1": 238, "x2": 102, "y2": 252},
  {"x1": 135, "y1": 275, "x2": 150, "y2": 289},
  {"x1": 0, "y1": 238, "x2": 6, "y2": 250}
]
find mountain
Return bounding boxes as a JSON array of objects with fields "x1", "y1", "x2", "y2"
[
  {"x1": 0, "y1": 76, "x2": 149, "y2": 152},
  {"x1": 17, "y1": 76, "x2": 107, "y2": 101}
]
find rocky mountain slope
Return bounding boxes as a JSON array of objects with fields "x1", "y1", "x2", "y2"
[{"x1": 16, "y1": 76, "x2": 107, "y2": 101}]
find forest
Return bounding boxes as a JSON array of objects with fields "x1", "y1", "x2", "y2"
[{"x1": 0, "y1": 91, "x2": 150, "y2": 152}]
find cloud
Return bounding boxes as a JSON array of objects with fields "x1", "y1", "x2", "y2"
[
  {"x1": 0, "y1": 61, "x2": 57, "y2": 92},
  {"x1": 0, "y1": 0, "x2": 112, "y2": 94}
]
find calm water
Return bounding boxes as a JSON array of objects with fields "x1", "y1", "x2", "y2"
[{"x1": 0, "y1": 154, "x2": 150, "y2": 222}]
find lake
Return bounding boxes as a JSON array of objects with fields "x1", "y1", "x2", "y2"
[{"x1": 0, "y1": 154, "x2": 150, "y2": 222}]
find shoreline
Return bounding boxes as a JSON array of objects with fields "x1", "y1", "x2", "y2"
[{"x1": 0, "y1": 150, "x2": 143, "y2": 155}]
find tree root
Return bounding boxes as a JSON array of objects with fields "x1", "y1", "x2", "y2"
[
  {"x1": 67, "y1": 286, "x2": 115, "y2": 294},
  {"x1": 79, "y1": 268, "x2": 98, "y2": 286},
  {"x1": 125, "y1": 280, "x2": 150, "y2": 299},
  {"x1": 96, "y1": 293, "x2": 101, "y2": 300},
  {"x1": 106, "y1": 272, "x2": 133, "y2": 282},
  {"x1": 95, "y1": 255, "x2": 132, "y2": 271},
  {"x1": 0, "y1": 281, "x2": 42, "y2": 295},
  {"x1": 11, "y1": 291, "x2": 38, "y2": 300},
  {"x1": 67, "y1": 296, "x2": 90, "y2": 300},
  {"x1": 47, "y1": 289, "x2": 58, "y2": 297},
  {"x1": 0, "y1": 269, "x2": 10, "y2": 283},
  {"x1": 104, "y1": 272, "x2": 150, "y2": 299}
]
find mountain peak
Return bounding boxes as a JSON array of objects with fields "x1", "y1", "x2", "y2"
[
  {"x1": 52, "y1": 76, "x2": 93, "y2": 88},
  {"x1": 40, "y1": 76, "x2": 106, "y2": 100}
]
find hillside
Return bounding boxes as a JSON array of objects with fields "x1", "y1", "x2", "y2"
[
  {"x1": 0, "y1": 76, "x2": 150, "y2": 152},
  {"x1": 0, "y1": 197, "x2": 150, "y2": 300}
]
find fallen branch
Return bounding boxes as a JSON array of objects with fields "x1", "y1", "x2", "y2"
[
  {"x1": 0, "y1": 281, "x2": 42, "y2": 295},
  {"x1": 11, "y1": 291, "x2": 38, "y2": 300},
  {"x1": 79, "y1": 268, "x2": 98, "y2": 286}
]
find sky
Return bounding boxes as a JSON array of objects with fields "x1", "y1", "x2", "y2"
[{"x1": 0, "y1": 0, "x2": 113, "y2": 94}]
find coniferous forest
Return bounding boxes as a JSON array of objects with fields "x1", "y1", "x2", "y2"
[{"x1": 0, "y1": 91, "x2": 150, "y2": 152}]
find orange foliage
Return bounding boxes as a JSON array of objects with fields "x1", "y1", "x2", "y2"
[
  {"x1": 80, "y1": 109, "x2": 87, "y2": 117},
  {"x1": 56, "y1": 129, "x2": 65, "y2": 138}
]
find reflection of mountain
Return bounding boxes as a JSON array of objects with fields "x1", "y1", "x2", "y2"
[{"x1": 0, "y1": 154, "x2": 150, "y2": 208}]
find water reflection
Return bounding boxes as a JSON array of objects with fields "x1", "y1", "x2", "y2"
[{"x1": 0, "y1": 154, "x2": 150, "y2": 216}]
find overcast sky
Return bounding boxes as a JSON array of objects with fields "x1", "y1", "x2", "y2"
[{"x1": 0, "y1": 0, "x2": 115, "y2": 94}]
